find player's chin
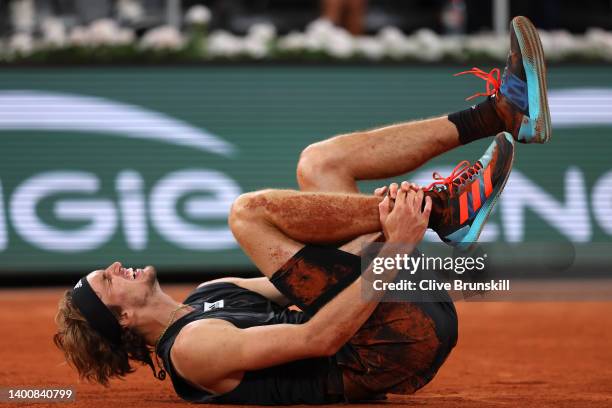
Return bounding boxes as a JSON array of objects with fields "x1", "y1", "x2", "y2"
[{"x1": 143, "y1": 265, "x2": 158, "y2": 285}]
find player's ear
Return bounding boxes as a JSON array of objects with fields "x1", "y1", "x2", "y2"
[{"x1": 118, "y1": 309, "x2": 133, "y2": 328}]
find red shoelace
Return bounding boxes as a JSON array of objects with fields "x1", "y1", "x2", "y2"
[
  {"x1": 424, "y1": 160, "x2": 483, "y2": 196},
  {"x1": 454, "y1": 67, "x2": 501, "y2": 101}
]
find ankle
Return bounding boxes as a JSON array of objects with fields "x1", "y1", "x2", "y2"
[{"x1": 448, "y1": 97, "x2": 506, "y2": 145}]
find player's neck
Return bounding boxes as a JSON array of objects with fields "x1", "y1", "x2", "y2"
[{"x1": 133, "y1": 293, "x2": 195, "y2": 346}]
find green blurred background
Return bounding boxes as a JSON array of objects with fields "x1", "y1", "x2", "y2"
[{"x1": 0, "y1": 65, "x2": 610, "y2": 276}]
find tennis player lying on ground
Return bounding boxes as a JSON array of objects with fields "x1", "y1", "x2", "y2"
[{"x1": 54, "y1": 16, "x2": 550, "y2": 404}]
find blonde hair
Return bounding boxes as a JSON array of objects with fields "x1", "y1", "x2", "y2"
[{"x1": 53, "y1": 290, "x2": 161, "y2": 386}]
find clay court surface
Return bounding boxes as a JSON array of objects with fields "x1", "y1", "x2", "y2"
[{"x1": 2, "y1": 285, "x2": 612, "y2": 408}]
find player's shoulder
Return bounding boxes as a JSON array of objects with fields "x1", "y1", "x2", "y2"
[
  {"x1": 175, "y1": 318, "x2": 234, "y2": 346},
  {"x1": 171, "y1": 318, "x2": 239, "y2": 392},
  {"x1": 197, "y1": 277, "x2": 244, "y2": 289},
  {"x1": 172, "y1": 319, "x2": 232, "y2": 365},
  {"x1": 172, "y1": 320, "x2": 237, "y2": 369},
  {"x1": 184, "y1": 277, "x2": 244, "y2": 304}
]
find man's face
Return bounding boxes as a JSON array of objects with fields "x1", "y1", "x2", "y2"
[{"x1": 86, "y1": 262, "x2": 159, "y2": 315}]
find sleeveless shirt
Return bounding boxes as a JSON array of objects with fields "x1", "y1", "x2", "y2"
[{"x1": 156, "y1": 282, "x2": 345, "y2": 405}]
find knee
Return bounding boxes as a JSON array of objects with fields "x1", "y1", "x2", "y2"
[
  {"x1": 228, "y1": 190, "x2": 272, "y2": 233},
  {"x1": 297, "y1": 142, "x2": 339, "y2": 190}
]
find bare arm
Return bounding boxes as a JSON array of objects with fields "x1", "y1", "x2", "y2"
[
  {"x1": 173, "y1": 183, "x2": 431, "y2": 394},
  {"x1": 305, "y1": 181, "x2": 432, "y2": 353},
  {"x1": 172, "y1": 319, "x2": 318, "y2": 394},
  {"x1": 173, "y1": 259, "x2": 400, "y2": 395}
]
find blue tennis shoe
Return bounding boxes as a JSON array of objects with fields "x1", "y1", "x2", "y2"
[
  {"x1": 455, "y1": 16, "x2": 551, "y2": 144},
  {"x1": 425, "y1": 132, "x2": 515, "y2": 251}
]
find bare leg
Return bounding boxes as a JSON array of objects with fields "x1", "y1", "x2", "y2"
[
  {"x1": 345, "y1": 0, "x2": 366, "y2": 35},
  {"x1": 296, "y1": 116, "x2": 459, "y2": 254},
  {"x1": 321, "y1": 0, "x2": 343, "y2": 26},
  {"x1": 233, "y1": 117, "x2": 459, "y2": 275},
  {"x1": 297, "y1": 116, "x2": 459, "y2": 192},
  {"x1": 229, "y1": 189, "x2": 381, "y2": 276}
]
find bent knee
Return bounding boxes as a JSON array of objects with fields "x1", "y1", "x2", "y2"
[
  {"x1": 228, "y1": 190, "x2": 273, "y2": 232},
  {"x1": 297, "y1": 142, "x2": 341, "y2": 189}
]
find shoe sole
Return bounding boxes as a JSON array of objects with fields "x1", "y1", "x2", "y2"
[
  {"x1": 512, "y1": 16, "x2": 552, "y2": 143},
  {"x1": 456, "y1": 133, "x2": 515, "y2": 251}
]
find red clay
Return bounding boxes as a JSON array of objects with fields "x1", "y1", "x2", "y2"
[{"x1": 1, "y1": 285, "x2": 612, "y2": 407}]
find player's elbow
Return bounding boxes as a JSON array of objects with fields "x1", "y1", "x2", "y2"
[
  {"x1": 305, "y1": 325, "x2": 346, "y2": 357},
  {"x1": 319, "y1": 335, "x2": 346, "y2": 357},
  {"x1": 322, "y1": 339, "x2": 344, "y2": 357}
]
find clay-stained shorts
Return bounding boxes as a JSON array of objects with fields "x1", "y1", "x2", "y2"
[{"x1": 270, "y1": 245, "x2": 458, "y2": 395}]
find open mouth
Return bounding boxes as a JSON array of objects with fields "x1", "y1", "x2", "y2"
[{"x1": 120, "y1": 267, "x2": 144, "y2": 280}]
